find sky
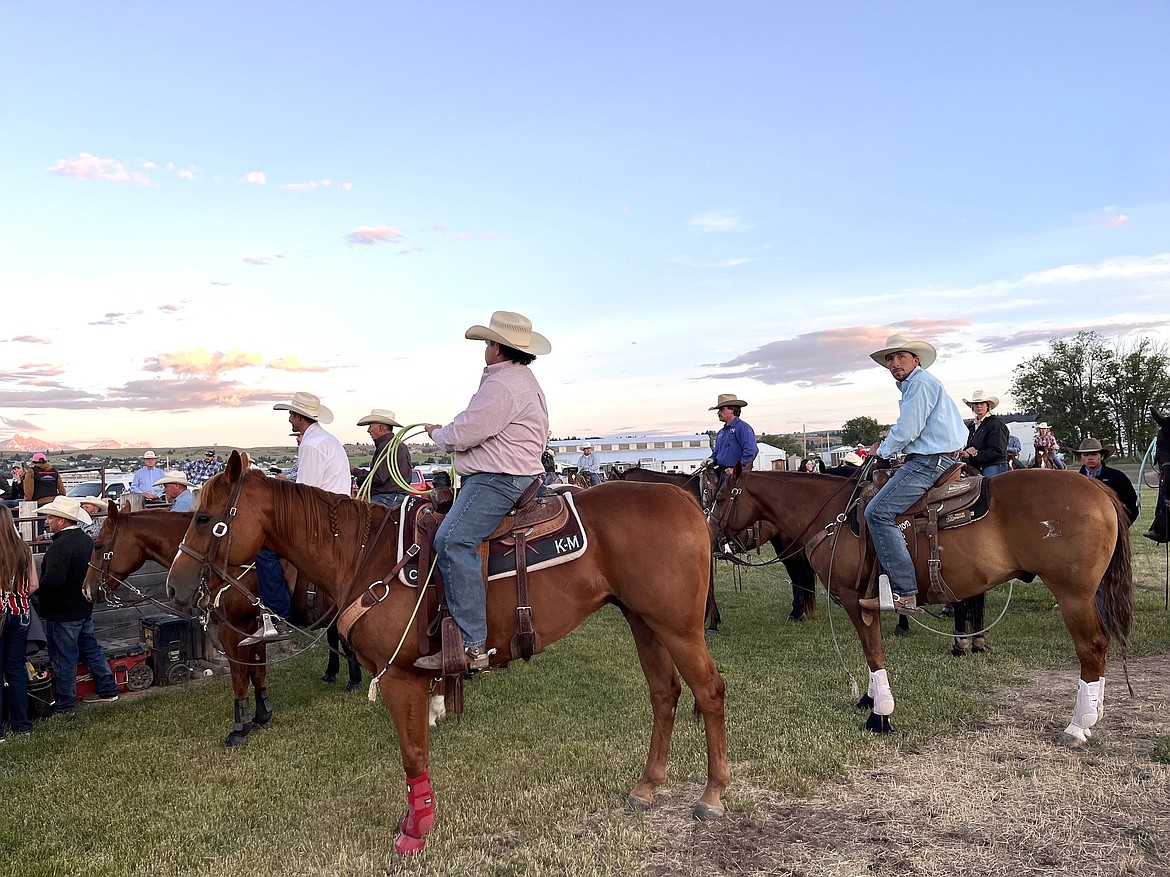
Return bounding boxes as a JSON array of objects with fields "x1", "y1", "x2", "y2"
[{"x1": 2, "y1": 3, "x2": 1169, "y2": 450}]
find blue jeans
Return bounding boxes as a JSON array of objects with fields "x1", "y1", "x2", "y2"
[
  {"x1": 981, "y1": 462, "x2": 1011, "y2": 477},
  {"x1": 864, "y1": 453, "x2": 959, "y2": 596},
  {"x1": 2, "y1": 612, "x2": 31, "y2": 734},
  {"x1": 582, "y1": 471, "x2": 601, "y2": 486},
  {"x1": 46, "y1": 617, "x2": 118, "y2": 712},
  {"x1": 434, "y1": 473, "x2": 532, "y2": 647},
  {"x1": 253, "y1": 548, "x2": 291, "y2": 619},
  {"x1": 370, "y1": 494, "x2": 407, "y2": 510}
]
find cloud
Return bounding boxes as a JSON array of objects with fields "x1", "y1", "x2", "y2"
[
  {"x1": 344, "y1": 225, "x2": 405, "y2": 245},
  {"x1": 977, "y1": 319, "x2": 1170, "y2": 353},
  {"x1": 665, "y1": 255, "x2": 752, "y2": 269},
  {"x1": 9, "y1": 336, "x2": 50, "y2": 345},
  {"x1": 89, "y1": 312, "x2": 129, "y2": 326},
  {"x1": 700, "y1": 322, "x2": 970, "y2": 387},
  {"x1": 143, "y1": 348, "x2": 263, "y2": 380},
  {"x1": 397, "y1": 245, "x2": 423, "y2": 256},
  {"x1": 143, "y1": 161, "x2": 156, "y2": 169},
  {"x1": 282, "y1": 181, "x2": 319, "y2": 192},
  {"x1": 14, "y1": 363, "x2": 65, "y2": 378},
  {"x1": 47, "y1": 153, "x2": 153, "y2": 186},
  {"x1": 1, "y1": 416, "x2": 40, "y2": 431},
  {"x1": 178, "y1": 168, "x2": 195, "y2": 181},
  {"x1": 158, "y1": 303, "x2": 182, "y2": 312},
  {"x1": 689, "y1": 210, "x2": 746, "y2": 233},
  {"x1": 340, "y1": 182, "x2": 353, "y2": 191},
  {"x1": 242, "y1": 253, "x2": 283, "y2": 265},
  {"x1": 209, "y1": 280, "x2": 232, "y2": 286},
  {"x1": 265, "y1": 356, "x2": 329, "y2": 373},
  {"x1": 242, "y1": 171, "x2": 267, "y2": 185}
]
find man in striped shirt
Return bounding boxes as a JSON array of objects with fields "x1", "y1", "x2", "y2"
[{"x1": 415, "y1": 311, "x2": 550, "y2": 672}]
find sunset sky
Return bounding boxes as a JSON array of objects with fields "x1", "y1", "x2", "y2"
[{"x1": 3, "y1": 4, "x2": 1169, "y2": 450}]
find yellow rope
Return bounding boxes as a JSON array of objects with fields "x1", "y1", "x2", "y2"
[
  {"x1": 356, "y1": 423, "x2": 456, "y2": 500},
  {"x1": 368, "y1": 555, "x2": 437, "y2": 702}
]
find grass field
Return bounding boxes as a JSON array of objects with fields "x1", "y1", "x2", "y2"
[{"x1": 3, "y1": 516, "x2": 1169, "y2": 876}]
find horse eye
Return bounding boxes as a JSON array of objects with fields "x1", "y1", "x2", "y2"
[{"x1": 195, "y1": 514, "x2": 211, "y2": 526}]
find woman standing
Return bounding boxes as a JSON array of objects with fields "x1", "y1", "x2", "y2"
[{"x1": 1, "y1": 506, "x2": 39, "y2": 740}]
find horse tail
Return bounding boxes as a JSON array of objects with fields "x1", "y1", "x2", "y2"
[{"x1": 1097, "y1": 494, "x2": 1134, "y2": 657}]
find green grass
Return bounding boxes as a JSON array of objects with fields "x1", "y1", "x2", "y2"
[{"x1": 4, "y1": 515, "x2": 1170, "y2": 876}]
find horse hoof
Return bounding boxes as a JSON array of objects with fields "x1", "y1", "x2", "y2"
[
  {"x1": 865, "y1": 712, "x2": 893, "y2": 734},
  {"x1": 971, "y1": 636, "x2": 989, "y2": 653},
  {"x1": 627, "y1": 793, "x2": 652, "y2": 811},
  {"x1": 692, "y1": 801, "x2": 724, "y2": 821},
  {"x1": 224, "y1": 732, "x2": 249, "y2": 748},
  {"x1": 394, "y1": 832, "x2": 426, "y2": 856},
  {"x1": 253, "y1": 718, "x2": 272, "y2": 731},
  {"x1": 855, "y1": 693, "x2": 875, "y2": 711},
  {"x1": 951, "y1": 637, "x2": 970, "y2": 657}
]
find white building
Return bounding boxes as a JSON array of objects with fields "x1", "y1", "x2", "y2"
[{"x1": 550, "y1": 434, "x2": 786, "y2": 475}]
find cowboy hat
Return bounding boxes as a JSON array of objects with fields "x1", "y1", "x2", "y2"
[
  {"x1": 1035, "y1": 422, "x2": 1051, "y2": 430},
  {"x1": 78, "y1": 495, "x2": 108, "y2": 509},
  {"x1": 709, "y1": 393, "x2": 749, "y2": 410},
  {"x1": 962, "y1": 390, "x2": 1000, "y2": 410},
  {"x1": 581, "y1": 443, "x2": 593, "y2": 449},
  {"x1": 356, "y1": 408, "x2": 403, "y2": 427},
  {"x1": 142, "y1": 451, "x2": 158, "y2": 459},
  {"x1": 869, "y1": 333, "x2": 938, "y2": 369},
  {"x1": 842, "y1": 452, "x2": 864, "y2": 466},
  {"x1": 154, "y1": 470, "x2": 192, "y2": 487},
  {"x1": 1071, "y1": 437, "x2": 1114, "y2": 458},
  {"x1": 36, "y1": 496, "x2": 92, "y2": 525},
  {"x1": 464, "y1": 311, "x2": 551, "y2": 355},
  {"x1": 273, "y1": 391, "x2": 334, "y2": 424}
]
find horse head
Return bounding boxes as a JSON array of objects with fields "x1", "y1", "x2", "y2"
[
  {"x1": 84, "y1": 500, "x2": 138, "y2": 592},
  {"x1": 167, "y1": 450, "x2": 269, "y2": 607}
]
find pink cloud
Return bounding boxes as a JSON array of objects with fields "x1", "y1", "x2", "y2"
[
  {"x1": 1106, "y1": 214, "x2": 1129, "y2": 228},
  {"x1": 344, "y1": 225, "x2": 405, "y2": 245},
  {"x1": 143, "y1": 348, "x2": 263, "y2": 380},
  {"x1": 265, "y1": 356, "x2": 329, "y2": 373},
  {"x1": 242, "y1": 253, "x2": 283, "y2": 265},
  {"x1": 47, "y1": 153, "x2": 153, "y2": 186},
  {"x1": 11, "y1": 336, "x2": 50, "y2": 344}
]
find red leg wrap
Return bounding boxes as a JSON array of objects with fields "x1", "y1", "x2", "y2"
[{"x1": 399, "y1": 770, "x2": 435, "y2": 841}]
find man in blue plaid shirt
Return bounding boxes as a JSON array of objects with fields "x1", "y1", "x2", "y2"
[{"x1": 184, "y1": 449, "x2": 224, "y2": 486}]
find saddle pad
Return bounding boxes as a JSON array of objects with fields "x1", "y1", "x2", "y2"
[
  {"x1": 396, "y1": 491, "x2": 588, "y2": 587},
  {"x1": 848, "y1": 475, "x2": 993, "y2": 536}
]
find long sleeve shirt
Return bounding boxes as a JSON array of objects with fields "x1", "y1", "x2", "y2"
[
  {"x1": 355, "y1": 430, "x2": 413, "y2": 496},
  {"x1": 296, "y1": 422, "x2": 353, "y2": 496},
  {"x1": 1080, "y1": 463, "x2": 1139, "y2": 524},
  {"x1": 877, "y1": 366, "x2": 968, "y2": 458},
  {"x1": 577, "y1": 453, "x2": 600, "y2": 474},
  {"x1": 967, "y1": 415, "x2": 1010, "y2": 469},
  {"x1": 36, "y1": 527, "x2": 94, "y2": 622},
  {"x1": 431, "y1": 361, "x2": 548, "y2": 477},
  {"x1": 711, "y1": 417, "x2": 758, "y2": 468},
  {"x1": 170, "y1": 489, "x2": 195, "y2": 512},
  {"x1": 131, "y1": 465, "x2": 166, "y2": 496}
]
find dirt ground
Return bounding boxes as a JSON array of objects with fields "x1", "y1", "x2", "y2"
[{"x1": 641, "y1": 655, "x2": 1170, "y2": 877}]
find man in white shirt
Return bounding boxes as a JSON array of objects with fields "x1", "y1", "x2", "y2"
[{"x1": 241, "y1": 392, "x2": 350, "y2": 645}]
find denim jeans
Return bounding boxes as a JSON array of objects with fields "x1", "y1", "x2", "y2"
[
  {"x1": 46, "y1": 617, "x2": 118, "y2": 711},
  {"x1": 2, "y1": 612, "x2": 31, "y2": 734},
  {"x1": 863, "y1": 453, "x2": 959, "y2": 596},
  {"x1": 434, "y1": 473, "x2": 532, "y2": 647},
  {"x1": 370, "y1": 493, "x2": 406, "y2": 510},
  {"x1": 980, "y1": 462, "x2": 1011, "y2": 477},
  {"x1": 253, "y1": 548, "x2": 291, "y2": 619}
]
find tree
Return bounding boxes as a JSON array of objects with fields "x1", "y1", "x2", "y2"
[
  {"x1": 841, "y1": 416, "x2": 883, "y2": 447},
  {"x1": 1011, "y1": 331, "x2": 1115, "y2": 449},
  {"x1": 1101, "y1": 336, "x2": 1170, "y2": 457}
]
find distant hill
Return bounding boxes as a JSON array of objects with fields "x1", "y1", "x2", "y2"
[{"x1": 0, "y1": 433, "x2": 155, "y2": 452}]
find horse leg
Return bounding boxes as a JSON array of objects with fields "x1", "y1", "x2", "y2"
[
  {"x1": 221, "y1": 625, "x2": 255, "y2": 748},
  {"x1": 343, "y1": 638, "x2": 363, "y2": 692},
  {"x1": 650, "y1": 623, "x2": 730, "y2": 820},
  {"x1": 321, "y1": 621, "x2": 342, "y2": 683},
  {"x1": 621, "y1": 609, "x2": 683, "y2": 812},
  {"x1": 249, "y1": 623, "x2": 272, "y2": 729},
  {"x1": 378, "y1": 668, "x2": 436, "y2": 856},
  {"x1": 842, "y1": 600, "x2": 895, "y2": 733},
  {"x1": 952, "y1": 598, "x2": 972, "y2": 656},
  {"x1": 1054, "y1": 594, "x2": 1110, "y2": 746}
]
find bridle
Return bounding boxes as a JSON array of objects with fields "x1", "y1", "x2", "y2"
[
  {"x1": 175, "y1": 469, "x2": 256, "y2": 606},
  {"x1": 88, "y1": 510, "x2": 124, "y2": 590}
]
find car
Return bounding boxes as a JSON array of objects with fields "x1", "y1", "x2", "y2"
[
  {"x1": 410, "y1": 467, "x2": 434, "y2": 492},
  {"x1": 65, "y1": 474, "x2": 134, "y2": 500}
]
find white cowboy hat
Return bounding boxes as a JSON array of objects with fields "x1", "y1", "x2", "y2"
[
  {"x1": 581, "y1": 443, "x2": 593, "y2": 449},
  {"x1": 142, "y1": 450, "x2": 158, "y2": 459},
  {"x1": 356, "y1": 408, "x2": 403, "y2": 427},
  {"x1": 78, "y1": 496, "x2": 109, "y2": 510},
  {"x1": 1035, "y1": 422, "x2": 1051, "y2": 430},
  {"x1": 842, "y1": 452, "x2": 864, "y2": 466},
  {"x1": 273, "y1": 391, "x2": 334, "y2": 424},
  {"x1": 154, "y1": 470, "x2": 192, "y2": 488},
  {"x1": 1071, "y1": 437, "x2": 1115, "y2": 458},
  {"x1": 464, "y1": 311, "x2": 551, "y2": 355},
  {"x1": 962, "y1": 390, "x2": 1000, "y2": 410},
  {"x1": 37, "y1": 496, "x2": 92, "y2": 525},
  {"x1": 869, "y1": 333, "x2": 938, "y2": 369},
  {"x1": 709, "y1": 393, "x2": 749, "y2": 410}
]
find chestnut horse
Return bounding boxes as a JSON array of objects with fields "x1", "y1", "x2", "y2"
[
  {"x1": 615, "y1": 465, "x2": 819, "y2": 622},
  {"x1": 83, "y1": 504, "x2": 362, "y2": 747},
  {"x1": 166, "y1": 452, "x2": 729, "y2": 855},
  {"x1": 710, "y1": 467, "x2": 1133, "y2": 745}
]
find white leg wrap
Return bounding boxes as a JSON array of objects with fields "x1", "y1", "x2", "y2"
[
  {"x1": 1063, "y1": 678, "x2": 1103, "y2": 742},
  {"x1": 428, "y1": 693, "x2": 447, "y2": 727},
  {"x1": 870, "y1": 668, "x2": 894, "y2": 716}
]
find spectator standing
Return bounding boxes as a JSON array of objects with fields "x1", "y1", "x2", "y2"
[
  {"x1": 23, "y1": 453, "x2": 65, "y2": 507},
  {"x1": 130, "y1": 451, "x2": 165, "y2": 501},
  {"x1": 35, "y1": 497, "x2": 120, "y2": 713},
  {"x1": 352, "y1": 409, "x2": 413, "y2": 509},
  {"x1": 1, "y1": 506, "x2": 39, "y2": 740},
  {"x1": 155, "y1": 471, "x2": 195, "y2": 512},
  {"x1": 185, "y1": 450, "x2": 225, "y2": 487}
]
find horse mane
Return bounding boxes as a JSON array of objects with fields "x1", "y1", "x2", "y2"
[{"x1": 253, "y1": 471, "x2": 378, "y2": 569}]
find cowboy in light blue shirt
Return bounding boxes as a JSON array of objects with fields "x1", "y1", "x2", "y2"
[
  {"x1": 155, "y1": 471, "x2": 195, "y2": 512},
  {"x1": 576, "y1": 444, "x2": 602, "y2": 486},
  {"x1": 860, "y1": 334, "x2": 967, "y2": 616},
  {"x1": 130, "y1": 451, "x2": 166, "y2": 500}
]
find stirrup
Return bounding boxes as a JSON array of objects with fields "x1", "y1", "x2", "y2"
[{"x1": 239, "y1": 613, "x2": 291, "y2": 646}]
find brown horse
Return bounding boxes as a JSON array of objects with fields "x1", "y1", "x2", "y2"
[
  {"x1": 616, "y1": 465, "x2": 819, "y2": 622},
  {"x1": 83, "y1": 504, "x2": 363, "y2": 747},
  {"x1": 166, "y1": 451, "x2": 729, "y2": 855},
  {"x1": 709, "y1": 467, "x2": 1132, "y2": 745}
]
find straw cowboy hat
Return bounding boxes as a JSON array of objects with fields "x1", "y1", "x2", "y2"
[
  {"x1": 962, "y1": 390, "x2": 1000, "y2": 410},
  {"x1": 869, "y1": 333, "x2": 938, "y2": 369},
  {"x1": 582, "y1": 443, "x2": 593, "y2": 449},
  {"x1": 78, "y1": 496, "x2": 109, "y2": 512},
  {"x1": 142, "y1": 450, "x2": 158, "y2": 459},
  {"x1": 709, "y1": 393, "x2": 749, "y2": 410},
  {"x1": 1035, "y1": 422, "x2": 1051, "y2": 430},
  {"x1": 842, "y1": 452, "x2": 864, "y2": 466},
  {"x1": 273, "y1": 391, "x2": 334, "y2": 424},
  {"x1": 36, "y1": 496, "x2": 92, "y2": 525},
  {"x1": 1071, "y1": 437, "x2": 1115, "y2": 458},
  {"x1": 356, "y1": 408, "x2": 403, "y2": 427},
  {"x1": 154, "y1": 470, "x2": 192, "y2": 488},
  {"x1": 464, "y1": 311, "x2": 551, "y2": 355}
]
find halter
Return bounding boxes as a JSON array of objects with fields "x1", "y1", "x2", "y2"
[
  {"x1": 176, "y1": 468, "x2": 254, "y2": 607},
  {"x1": 88, "y1": 509, "x2": 123, "y2": 591}
]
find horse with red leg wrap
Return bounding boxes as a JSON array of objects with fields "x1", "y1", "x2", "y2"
[{"x1": 166, "y1": 451, "x2": 729, "y2": 856}]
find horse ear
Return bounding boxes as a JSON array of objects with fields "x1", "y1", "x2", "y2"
[
  {"x1": 240, "y1": 450, "x2": 252, "y2": 469},
  {"x1": 119, "y1": 499, "x2": 131, "y2": 514},
  {"x1": 107, "y1": 500, "x2": 119, "y2": 521},
  {"x1": 1153, "y1": 408, "x2": 1168, "y2": 428},
  {"x1": 733, "y1": 461, "x2": 743, "y2": 477},
  {"x1": 227, "y1": 450, "x2": 244, "y2": 481}
]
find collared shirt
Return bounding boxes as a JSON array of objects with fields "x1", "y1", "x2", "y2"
[
  {"x1": 185, "y1": 457, "x2": 224, "y2": 486},
  {"x1": 711, "y1": 417, "x2": 758, "y2": 468},
  {"x1": 877, "y1": 366, "x2": 967, "y2": 458},
  {"x1": 131, "y1": 465, "x2": 166, "y2": 495},
  {"x1": 360, "y1": 430, "x2": 413, "y2": 496},
  {"x1": 431, "y1": 361, "x2": 548, "y2": 477},
  {"x1": 296, "y1": 422, "x2": 352, "y2": 496},
  {"x1": 577, "y1": 452, "x2": 600, "y2": 473},
  {"x1": 170, "y1": 489, "x2": 195, "y2": 512}
]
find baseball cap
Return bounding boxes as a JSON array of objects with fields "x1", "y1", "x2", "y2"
[{"x1": 31, "y1": 452, "x2": 48, "y2": 462}]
